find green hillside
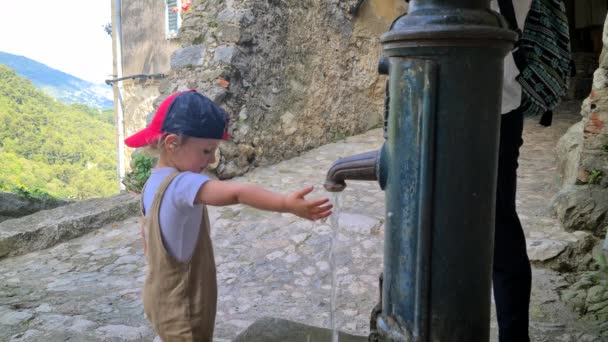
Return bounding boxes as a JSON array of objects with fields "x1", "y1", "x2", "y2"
[{"x1": 0, "y1": 65, "x2": 118, "y2": 200}]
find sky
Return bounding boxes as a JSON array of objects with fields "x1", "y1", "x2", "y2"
[{"x1": 0, "y1": 0, "x2": 113, "y2": 84}]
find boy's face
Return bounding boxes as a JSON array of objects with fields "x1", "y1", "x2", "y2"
[{"x1": 167, "y1": 135, "x2": 220, "y2": 173}]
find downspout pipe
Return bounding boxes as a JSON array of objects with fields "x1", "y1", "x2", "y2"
[{"x1": 113, "y1": 0, "x2": 126, "y2": 190}]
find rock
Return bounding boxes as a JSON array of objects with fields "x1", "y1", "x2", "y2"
[
  {"x1": 237, "y1": 144, "x2": 255, "y2": 161},
  {"x1": 95, "y1": 324, "x2": 151, "y2": 340},
  {"x1": 0, "y1": 310, "x2": 33, "y2": 325},
  {"x1": 555, "y1": 121, "x2": 584, "y2": 188},
  {"x1": 587, "y1": 299, "x2": 608, "y2": 313},
  {"x1": 219, "y1": 141, "x2": 239, "y2": 159},
  {"x1": 205, "y1": 85, "x2": 228, "y2": 103},
  {"x1": 280, "y1": 112, "x2": 297, "y2": 135},
  {"x1": 0, "y1": 193, "x2": 139, "y2": 259},
  {"x1": 214, "y1": 45, "x2": 236, "y2": 64},
  {"x1": 158, "y1": 78, "x2": 174, "y2": 95},
  {"x1": 217, "y1": 8, "x2": 246, "y2": 24},
  {"x1": 554, "y1": 16, "x2": 608, "y2": 252},
  {"x1": 552, "y1": 185, "x2": 608, "y2": 237},
  {"x1": 527, "y1": 238, "x2": 569, "y2": 262},
  {"x1": 154, "y1": 0, "x2": 405, "y2": 175},
  {"x1": 239, "y1": 107, "x2": 248, "y2": 121},
  {"x1": 532, "y1": 231, "x2": 598, "y2": 272},
  {"x1": 232, "y1": 317, "x2": 367, "y2": 342},
  {"x1": 587, "y1": 285, "x2": 608, "y2": 305},
  {"x1": 199, "y1": 69, "x2": 224, "y2": 82},
  {"x1": 561, "y1": 287, "x2": 588, "y2": 314},
  {"x1": 217, "y1": 160, "x2": 248, "y2": 179},
  {"x1": 9, "y1": 329, "x2": 43, "y2": 342},
  {"x1": 561, "y1": 333, "x2": 604, "y2": 342},
  {"x1": 0, "y1": 192, "x2": 70, "y2": 223},
  {"x1": 170, "y1": 45, "x2": 206, "y2": 70},
  {"x1": 592, "y1": 68, "x2": 608, "y2": 90},
  {"x1": 237, "y1": 123, "x2": 250, "y2": 137},
  {"x1": 34, "y1": 304, "x2": 53, "y2": 313},
  {"x1": 530, "y1": 321, "x2": 566, "y2": 332},
  {"x1": 217, "y1": 23, "x2": 241, "y2": 43}
]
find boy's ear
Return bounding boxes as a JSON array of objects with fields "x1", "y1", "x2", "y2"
[{"x1": 164, "y1": 134, "x2": 179, "y2": 151}]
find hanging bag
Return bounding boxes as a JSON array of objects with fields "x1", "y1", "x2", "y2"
[{"x1": 497, "y1": 0, "x2": 572, "y2": 124}]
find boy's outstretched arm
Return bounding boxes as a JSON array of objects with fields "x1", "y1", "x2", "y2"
[{"x1": 195, "y1": 181, "x2": 333, "y2": 221}]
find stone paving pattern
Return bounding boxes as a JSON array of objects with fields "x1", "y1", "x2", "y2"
[{"x1": 0, "y1": 102, "x2": 604, "y2": 341}]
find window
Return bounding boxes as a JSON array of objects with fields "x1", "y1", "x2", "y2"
[{"x1": 165, "y1": 0, "x2": 182, "y2": 39}]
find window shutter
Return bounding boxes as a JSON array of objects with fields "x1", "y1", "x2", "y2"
[{"x1": 166, "y1": 0, "x2": 181, "y2": 39}]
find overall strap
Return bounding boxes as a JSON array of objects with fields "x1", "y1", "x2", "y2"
[{"x1": 150, "y1": 171, "x2": 181, "y2": 212}]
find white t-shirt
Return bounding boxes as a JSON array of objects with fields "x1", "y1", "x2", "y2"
[
  {"x1": 491, "y1": 0, "x2": 533, "y2": 114},
  {"x1": 143, "y1": 167, "x2": 210, "y2": 262}
]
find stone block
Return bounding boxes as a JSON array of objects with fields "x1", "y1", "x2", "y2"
[
  {"x1": 217, "y1": 8, "x2": 244, "y2": 24},
  {"x1": 233, "y1": 317, "x2": 367, "y2": 342},
  {"x1": 0, "y1": 193, "x2": 139, "y2": 259},
  {"x1": 214, "y1": 45, "x2": 236, "y2": 64},
  {"x1": 552, "y1": 185, "x2": 608, "y2": 236},
  {"x1": 527, "y1": 238, "x2": 569, "y2": 262},
  {"x1": 170, "y1": 45, "x2": 206, "y2": 70},
  {"x1": 217, "y1": 23, "x2": 241, "y2": 43},
  {"x1": 0, "y1": 192, "x2": 71, "y2": 223},
  {"x1": 204, "y1": 86, "x2": 228, "y2": 103}
]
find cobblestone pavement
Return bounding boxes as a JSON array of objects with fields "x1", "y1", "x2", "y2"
[{"x1": 0, "y1": 102, "x2": 603, "y2": 341}]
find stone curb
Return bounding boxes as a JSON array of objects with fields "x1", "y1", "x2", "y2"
[
  {"x1": 0, "y1": 191, "x2": 71, "y2": 223},
  {"x1": 0, "y1": 193, "x2": 139, "y2": 259}
]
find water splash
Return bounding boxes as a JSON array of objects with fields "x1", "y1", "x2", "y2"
[{"x1": 329, "y1": 192, "x2": 344, "y2": 342}]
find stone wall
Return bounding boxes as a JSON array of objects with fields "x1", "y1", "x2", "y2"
[
  {"x1": 0, "y1": 192, "x2": 70, "y2": 223},
  {"x1": 158, "y1": 0, "x2": 407, "y2": 178},
  {"x1": 120, "y1": 0, "x2": 178, "y2": 76},
  {"x1": 121, "y1": 79, "x2": 163, "y2": 170},
  {"x1": 555, "y1": 15, "x2": 608, "y2": 238},
  {"x1": 115, "y1": 0, "x2": 180, "y2": 171}
]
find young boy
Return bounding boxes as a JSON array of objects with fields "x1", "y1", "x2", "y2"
[{"x1": 125, "y1": 90, "x2": 333, "y2": 341}]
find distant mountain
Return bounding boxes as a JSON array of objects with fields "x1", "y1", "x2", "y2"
[{"x1": 0, "y1": 51, "x2": 113, "y2": 109}]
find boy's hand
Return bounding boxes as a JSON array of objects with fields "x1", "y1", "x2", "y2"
[{"x1": 285, "y1": 186, "x2": 333, "y2": 221}]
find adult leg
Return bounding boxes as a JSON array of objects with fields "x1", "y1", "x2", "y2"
[{"x1": 493, "y1": 108, "x2": 532, "y2": 342}]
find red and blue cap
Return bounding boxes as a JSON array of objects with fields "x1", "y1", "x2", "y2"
[{"x1": 124, "y1": 90, "x2": 229, "y2": 148}]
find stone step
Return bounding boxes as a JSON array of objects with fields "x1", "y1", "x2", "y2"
[{"x1": 0, "y1": 193, "x2": 139, "y2": 259}]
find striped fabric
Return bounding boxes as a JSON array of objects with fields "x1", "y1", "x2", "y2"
[{"x1": 517, "y1": 0, "x2": 571, "y2": 117}]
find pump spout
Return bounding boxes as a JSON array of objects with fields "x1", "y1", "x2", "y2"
[{"x1": 323, "y1": 150, "x2": 379, "y2": 192}]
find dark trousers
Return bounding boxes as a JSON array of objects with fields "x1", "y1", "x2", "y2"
[{"x1": 493, "y1": 108, "x2": 532, "y2": 342}]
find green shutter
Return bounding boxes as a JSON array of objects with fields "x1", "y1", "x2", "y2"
[{"x1": 166, "y1": 0, "x2": 180, "y2": 38}]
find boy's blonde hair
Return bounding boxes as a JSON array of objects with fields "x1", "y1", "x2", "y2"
[{"x1": 142, "y1": 134, "x2": 189, "y2": 157}]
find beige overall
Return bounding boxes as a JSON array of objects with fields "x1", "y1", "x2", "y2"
[{"x1": 141, "y1": 172, "x2": 217, "y2": 341}]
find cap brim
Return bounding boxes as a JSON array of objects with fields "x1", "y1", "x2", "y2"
[{"x1": 124, "y1": 128, "x2": 164, "y2": 148}]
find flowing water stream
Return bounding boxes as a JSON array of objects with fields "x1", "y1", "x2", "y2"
[{"x1": 329, "y1": 192, "x2": 344, "y2": 342}]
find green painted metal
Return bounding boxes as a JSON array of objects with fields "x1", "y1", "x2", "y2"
[
  {"x1": 325, "y1": 1, "x2": 517, "y2": 341},
  {"x1": 378, "y1": 1, "x2": 516, "y2": 340}
]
